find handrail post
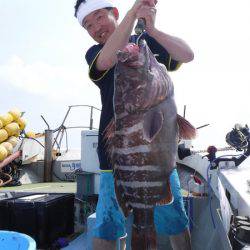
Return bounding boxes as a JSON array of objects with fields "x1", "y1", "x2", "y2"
[
  {"x1": 44, "y1": 129, "x2": 53, "y2": 182},
  {"x1": 90, "y1": 106, "x2": 93, "y2": 130}
]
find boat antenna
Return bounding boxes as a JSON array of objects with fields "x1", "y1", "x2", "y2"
[
  {"x1": 183, "y1": 105, "x2": 186, "y2": 118},
  {"x1": 41, "y1": 115, "x2": 50, "y2": 130}
]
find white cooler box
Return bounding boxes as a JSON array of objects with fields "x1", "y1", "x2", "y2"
[{"x1": 81, "y1": 130, "x2": 100, "y2": 194}]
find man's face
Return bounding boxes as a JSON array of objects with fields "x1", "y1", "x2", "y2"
[{"x1": 82, "y1": 9, "x2": 118, "y2": 44}]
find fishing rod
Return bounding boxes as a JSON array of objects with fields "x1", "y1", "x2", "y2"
[
  {"x1": 209, "y1": 124, "x2": 250, "y2": 169},
  {"x1": 178, "y1": 124, "x2": 250, "y2": 166}
]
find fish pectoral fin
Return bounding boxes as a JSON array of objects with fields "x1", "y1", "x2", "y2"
[
  {"x1": 143, "y1": 110, "x2": 163, "y2": 143},
  {"x1": 157, "y1": 178, "x2": 173, "y2": 205},
  {"x1": 177, "y1": 114, "x2": 197, "y2": 140}
]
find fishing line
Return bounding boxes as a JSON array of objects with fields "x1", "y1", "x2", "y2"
[
  {"x1": 187, "y1": 180, "x2": 199, "y2": 229},
  {"x1": 207, "y1": 163, "x2": 216, "y2": 229},
  {"x1": 136, "y1": 32, "x2": 145, "y2": 45},
  {"x1": 206, "y1": 154, "x2": 242, "y2": 229},
  {"x1": 186, "y1": 168, "x2": 201, "y2": 229}
]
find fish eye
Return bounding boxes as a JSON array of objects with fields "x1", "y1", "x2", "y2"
[{"x1": 87, "y1": 24, "x2": 92, "y2": 30}]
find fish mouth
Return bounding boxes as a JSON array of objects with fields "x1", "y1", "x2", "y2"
[
  {"x1": 116, "y1": 50, "x2": 130, "y2": 62},
  {"x1": 116, "y1": 51, "x2": 144, "y2": 68}
]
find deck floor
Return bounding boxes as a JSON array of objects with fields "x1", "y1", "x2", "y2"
[
  {"x1": 0, "y1": 182, "x2": 76, "y2": 193},
  {"x1": 62, "y1": 233, "x2": 88, "y2": 250}
]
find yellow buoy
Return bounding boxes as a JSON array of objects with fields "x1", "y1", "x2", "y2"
[
  {"x1": 4, "y1": 122, "x2": 20, "y2": 137},
  {"x1": 17, "y1": 117, "x2": 27, "y2": 130},
  {"x1": 0, "y1": 113, "x2": 14, "y2": 126},
  {"x1": 0, "y1": 129, "x2": 8, "y2": 143},
  {"x1": 0, "y1": 145, "x2": 8, "y2": 161},
  {"x1": 25, "y1": 131, "x2": 36, "y2": 138},
  {"x1": 0, "y1": 119, "x2": 3, "y2": 129},
  {"x1": 7, "y1": 136, "x2": 19, "y2": 147},
  {"x1": 0, "y1": 142, "x2": 13, "y2": 156},
  {"x1": 8, "y1": 108, "x2": 22, "y2": 121}
]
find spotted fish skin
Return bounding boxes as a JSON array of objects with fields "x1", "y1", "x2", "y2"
[
  {"x1": 113, "y1": 41, "x2": 177, "y2": 209},
  {"x1": 105, "y1": 41, "x2": 195, "y2": 250}
]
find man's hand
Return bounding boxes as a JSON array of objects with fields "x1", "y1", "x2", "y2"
[
  {"x1": 132, "y1": 0, "x2": 194, "y2": 63},
  {"x1": 130, "y1": 0, "x2": 157, "y2": 17},
  {"x1": 136, "y1": 5, "x2": 157, "y2": 35}
]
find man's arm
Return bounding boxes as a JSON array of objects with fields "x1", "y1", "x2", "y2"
[
  {"x1": 137, "y1": 5, "x2": 194, "y2": 63},
  {"x1": 96, "y1": 0, "x2": 156, "y2": 71},
  {"x1": 148, "y1": 29, "x2": 194, "y2": 63}
]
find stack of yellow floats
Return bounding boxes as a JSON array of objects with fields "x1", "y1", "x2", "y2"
[{"x1": 0, "y1": 108, "x2": 26, "y2": 162}]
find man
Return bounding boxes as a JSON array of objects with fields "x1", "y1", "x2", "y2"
[{"x1": 74, "y1": 0, "x2": 193, "y2": 249}]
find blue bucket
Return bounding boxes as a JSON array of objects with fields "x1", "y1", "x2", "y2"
[{"x1": 0, "y1": 231, "x2": 36, "y2": 250}]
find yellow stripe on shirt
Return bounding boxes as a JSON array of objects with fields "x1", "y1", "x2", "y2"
[
  {"x1": 167, "y1": 55, "x2": 182, "y2": 72},
  {"x1": 89, "y1": 50, "x2": 111, "y2": 82}
]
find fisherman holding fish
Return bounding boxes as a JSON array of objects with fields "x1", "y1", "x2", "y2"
[{"x1": 74, "y1": 0, "x2": 194, "y2": 249}]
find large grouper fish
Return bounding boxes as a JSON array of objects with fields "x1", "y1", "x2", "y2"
[{"x1": 104, "y1": 40, "x2": 196, "y2": 250}]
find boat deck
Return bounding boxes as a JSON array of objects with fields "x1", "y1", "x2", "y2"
[
  {"x1": 0, "y1": 182, "x2": 76, "y2": 193},
  {"x1": 0, "y1": 182, "x2": 86, "y2": 250},
  {"x1": 62, "y1": 233, "x2": 88, "y2": 250}
]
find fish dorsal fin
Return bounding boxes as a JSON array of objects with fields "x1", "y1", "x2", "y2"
[
  {"x1": 103, "y1": 118, "x2": 116, "y2": 157},
  {"x1": 177, "y1": 114, "x2": 197, "y2": 140},
  {"x1": 103, "y1": 118, "x2": 115, "y2": 142},
  {"x1": 143, "y1": 110, "x2": 163, "y2": 143}
]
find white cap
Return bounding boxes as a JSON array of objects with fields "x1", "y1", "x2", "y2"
[{"x1": 77, "y1": 0, "x2": 115, "y2": 26}]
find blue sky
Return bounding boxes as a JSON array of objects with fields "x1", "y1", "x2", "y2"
[{"x1": 0, "y1": 0, "x2": 250, "y2": 150}]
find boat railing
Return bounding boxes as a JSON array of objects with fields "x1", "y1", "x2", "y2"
[{"x1": 40, "y1": 105, "x2": 101, "y2": 154}]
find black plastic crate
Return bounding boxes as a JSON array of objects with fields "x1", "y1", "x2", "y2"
[
  {"x1": 0, "y1": 192, "x2": 32, "y2": 229},
  {"x1": 0, "y1": 192, "x2": 75, "y2": 249}
]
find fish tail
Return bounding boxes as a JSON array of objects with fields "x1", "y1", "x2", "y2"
[
  {"x1": 177, "y1": 114, "x2": 197, "y2": 140},
  {"x1": 131, "y1": 208, "x2": 157, "y2": 250}
]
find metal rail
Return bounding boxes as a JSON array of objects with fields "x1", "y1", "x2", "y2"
[
  {"x1": 40, "y1": 105, "x2": 101, "y2": 182},
  {"x1": 52, "y1": 105, "x2": 101, "y2": 150},
  {"x1": 39, "y1": 105, "x2": 101, "y2": 151}
]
